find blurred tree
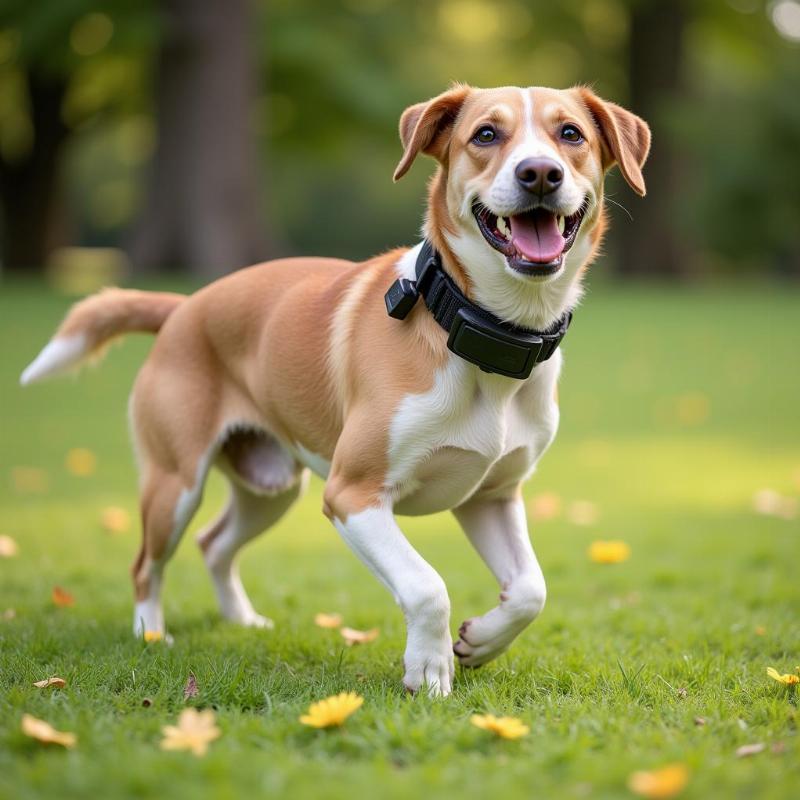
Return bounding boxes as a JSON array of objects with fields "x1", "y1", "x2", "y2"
[
  {"x1": 129, "y1": 0, "x2": 268, "y2": 276},
  {"x1": 616, "y1": 0, "x2": 688, "y2": 278}
]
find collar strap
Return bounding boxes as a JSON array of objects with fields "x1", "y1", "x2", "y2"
[{"x1": 384, "y1": 240, "x2": 572, "y2": 380}]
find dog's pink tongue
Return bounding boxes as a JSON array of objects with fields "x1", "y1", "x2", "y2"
[{"x1": 509, "y1": 209, "x2": 564, "y2": 263}]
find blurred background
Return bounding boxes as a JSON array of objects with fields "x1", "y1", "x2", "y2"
[{"x1": 1, "y1": 0, "x2": 799, "y2": 286}]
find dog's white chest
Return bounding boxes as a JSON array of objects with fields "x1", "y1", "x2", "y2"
[{"x1": 388, "y1": 353, "x2": 561, "y2": 515}]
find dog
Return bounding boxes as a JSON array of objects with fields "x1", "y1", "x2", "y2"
[{"x1": 21, "y1": 84, "x2": 649, "y2": 696}]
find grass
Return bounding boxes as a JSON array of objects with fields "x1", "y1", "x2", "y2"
[{"x1": 1, "y1": 277, "x2": 798, "y2": 800}]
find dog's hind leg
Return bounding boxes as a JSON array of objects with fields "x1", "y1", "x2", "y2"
[
  {"x1": 197, "y1": 429, "x2": 305, "y2": 627},
  {"x1": 132, "y1": 460, "x2": 210, "y2": 638}
]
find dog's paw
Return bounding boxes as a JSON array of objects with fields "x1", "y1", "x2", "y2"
[
  {"x1": 452, "y1": 617, "x2": 515, "y2": 668},
  {"x1": 403, "y1": 642, "x2": 455, "y2": 697},
  {"x1": 231, "y1": 611, "x2": 274, "y2": 630}
]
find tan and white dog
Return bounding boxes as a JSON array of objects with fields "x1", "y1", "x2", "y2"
[{"x1": 21, "y1": 84, "x2": 649, "y2": 696}]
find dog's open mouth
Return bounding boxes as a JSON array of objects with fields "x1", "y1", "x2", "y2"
[{"x1": 472, "y1": 202, "x2": 585, "y2": 275}]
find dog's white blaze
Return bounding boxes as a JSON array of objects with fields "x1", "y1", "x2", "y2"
[
  {"x1": 333, "y1": 504, "x2": 453, "y2": 696},
  {"x1": 394, "y1": 241, "x2": 424, "y2": 281},
  {"x1": 20, "y1": 335, "x2": 87, "y2": 385}
]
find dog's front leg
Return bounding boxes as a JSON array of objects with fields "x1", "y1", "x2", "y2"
[
  {"x1": 325, "y1": 491, "x2": 454, "y2": 696},
  {"x1": 452, "y1": 493, "x2": 546, "y2": 667}
]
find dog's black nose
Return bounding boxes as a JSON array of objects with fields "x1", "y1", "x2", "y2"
[{"x1": 515, "y1": 157, "x2": 563, "y2": 195}]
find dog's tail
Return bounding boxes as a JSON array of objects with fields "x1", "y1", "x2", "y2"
[{"x1": 20, "y1": 288, "x2": 186, "y2": 386}]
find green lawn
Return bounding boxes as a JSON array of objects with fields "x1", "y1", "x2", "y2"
[{"x1": 1, "y1": 278, "x2": 798, "y2": 800}]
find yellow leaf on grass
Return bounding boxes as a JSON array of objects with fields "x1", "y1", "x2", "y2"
[
  {"x1": 65, "y1": 448, "x2": 96, "y2": 477},
  {"x1": 767, "y1": 667, "x2": 799, "y2": 685},
  {"x1": 299, "y1": 692, "x2": 363, "y2": 728},
  {"x1": 11, "y1": 466, "x2": 49, "y2": 494},
  {"x1": 101, "y1": 506, "x2": 131, "y2": 533},
  {"x1": 528, "y1": 492, "x2": 562, "y2": 521},
  {"x1": 314, "y1": 612, "x2": 343, "y2": 629},
  {"x1": 588, "y1": 540, "x2": 631, "y2": 564},
  {"x1": 33, "y1": 677, "x2": 67, "y2": 689},
  {"x1": 52, "y1": 586, "x2": 75, "y2": 607},
  {"x1": 160, "y1": 708, "x2": 220, "y2": 756},
  {"x1": 628, "y1": 763, "x2": 689, "y2": 799},
  {"x1": 21, "y1": 714, "x2": 76, "y2": 748},
  {"x1": 470, "y1": 713, "x2": 529, "y2": 740},
  {"x1": 0, "y1": 534, "x2": 18, "y2": 557},
  {"x1": 340, "y1": 626, "x2": 379, "y2": 646}
]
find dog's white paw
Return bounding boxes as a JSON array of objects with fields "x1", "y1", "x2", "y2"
[
  {"x1": 403, "y1": 640, "x2": 455, "y2": 697},
  {"x1": 238, "y1": 612, "x2": 274, "y2": 630},
  {"x1": 452, "y1": 617, "x2": 519, "y2": 668}
]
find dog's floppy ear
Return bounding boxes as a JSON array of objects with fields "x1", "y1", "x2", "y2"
[
  {"x1": 393, "y1": 85, "x2": 471, "y2": 181},
  {"x1": 576, "y1": 88, "x2": 651, "y2": 196}
]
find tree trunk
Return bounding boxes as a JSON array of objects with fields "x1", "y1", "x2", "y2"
[
  {"x1": 129, "y1": 0, "x2": 267, "y2": 278},
  {"x1": 0, "y1": 72, "x2": 68, "y2": 272},
  {"x1": 614, "y1": 0, "x2": 688, "y2": 278}
]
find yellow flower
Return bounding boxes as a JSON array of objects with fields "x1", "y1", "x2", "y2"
[
  {"x1": 299, "y1": 692, "x2": 363, "y2": 728},
  {"x1": 628, "y1": 763, "x2": 689, "y2": 799},
  {"x1": 144, "y1": 630, "x2": 163, "y2": 643},
  {"x1": 470, "y1": 713, "x2": 529, "y2": 740},
  {"x1": 314, "y1": 612, "x2": 343, "y2": 629},
  {"x1": 21, "y1": 714, "x2": 77, "y2": 748},
  {"x1": 65, "y1": 448, "x2": 97, "y2": 476},
  {"x1": 588, "y1": 540, "x2": 631, "y2": 564},
  {"x1": 160, "y1": 708, "x2": 220, "y2": 756},
  {"x1": 767, "y1": 667, "x2": 800, "y2": 685}
]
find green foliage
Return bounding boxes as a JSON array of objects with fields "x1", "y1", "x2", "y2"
[
  {"x1": 2, "y1": 0, "x2": 798, "y2": 270},
  {"x1": 1, "y1": 280, "x2": 799, "y2": 798}
]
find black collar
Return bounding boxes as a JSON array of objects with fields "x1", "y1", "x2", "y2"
[{"x1": 384, "y1": 241, "x2": 572, "y2": 380}]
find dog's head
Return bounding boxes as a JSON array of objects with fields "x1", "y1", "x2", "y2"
[{"x1": 394, "y1": 85, "x2": 650, "y2": 325}]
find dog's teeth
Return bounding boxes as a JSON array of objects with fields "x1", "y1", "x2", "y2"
[{"x1": 557, "y1": 216, "x2": 566, "y2": 235}]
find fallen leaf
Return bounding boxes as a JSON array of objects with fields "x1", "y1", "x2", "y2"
[
  {"x1": 470, "y1": 713, "x2": 529, "y2": 740},
  {"x1": 299, "y1": 692, "x2": 363, "y2": 728},
  {"x1": 33, "y1": 677, "x2": 66, "y2": 689},
  {"x1": 183, "y1": 673, "x2": 199, "y2": 700},
  {"x1": 627, "y1": 763, "x2": 689, "y2": 799},
  {"x1": 160, "y1": 708, "x2": 220, "y2": 756},
  {"x1": 21, "y1": 714, "x2": 76, "y2": 748},
  {"x1": 100, "y1": 506, "x2": 131, "y2": 533},
  {"x1": 0, "y1": 534, "x2": 19, "y2": 557},
  {"x1": 752, "y1": 489, "x2": 798, "y2": 519},
  {"x1": 528, "y1": 492, "x2": 562, "y2": 521},
  {"x1": 11, "y1": 466, "x2": 49, "y2": 494},
  {"x1": 735, "y1": 743, "x2": 765, "y2": 758},
  {"x1": 340, "y1": 626, "x2": 379, "y2": 646},
  {"x1": 588, "y1": 540, "x2": 631, "y2": 564},
  {"x1": 566, "y1": 500, "x2": 599, "y2": 526},
  {"x1": 144, "y1": 630, "x2": 163, "y2": 643},
  {"x1": 52, "y1": 586, "x2": 75, "y2": 607},
  {"x1": 674, "y1": 392, "x2": 710, "y2": 426},
  {"x1": 65, "y1": 448, "x2": 96, "y2": 477},
  {"x1": 694, "y1": 716, "x2": 706, "y2": 727},
  {"x1": 314, "y1": 612, "x2": 343, "y2": 629}
]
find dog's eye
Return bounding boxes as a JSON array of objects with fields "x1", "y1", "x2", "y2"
[
  {"x1": 473, "y1": 126, "x2": 497, "y2": 145},
  {"x1": 561, "y1": 124, "x2": 584, "y2": 144}
]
